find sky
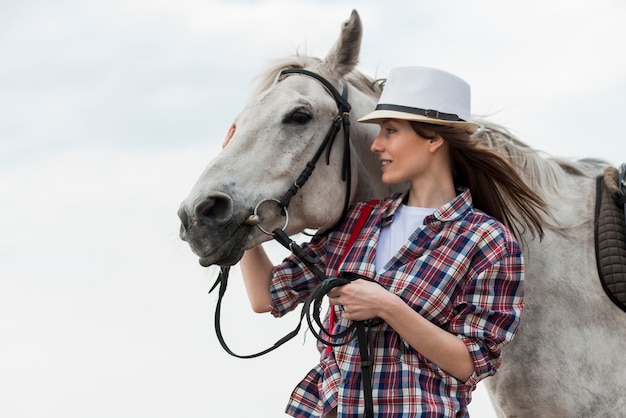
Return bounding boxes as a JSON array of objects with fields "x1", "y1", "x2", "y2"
[{"x1": 1, "y1": 1, "x2": 625, "y2": 417}]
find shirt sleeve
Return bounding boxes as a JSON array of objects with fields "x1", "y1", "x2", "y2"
[
  {"x1": 267, "y1": 199, "x2": 380, "y2": 318},
  {"x1": 269, "y1": 232, "x2": 330, "y2": 318},
  {"x1": 447, "y1": 231, "x2": 524, "y2": 387}
]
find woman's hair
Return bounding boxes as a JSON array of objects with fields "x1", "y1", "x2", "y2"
[{"x1": 410, "y1": 121, "x2": 546, "y2": 241}]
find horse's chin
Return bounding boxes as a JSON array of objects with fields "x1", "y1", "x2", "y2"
[
  {"x1": 199, "y1": 247, "x2": 244, "y2": 267},
  {"x1": 188, "y1": 223, "x2": 251, "y2": 267}
]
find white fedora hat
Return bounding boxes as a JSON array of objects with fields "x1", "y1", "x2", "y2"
[{"x1": 358, "y1": 66, "x2": 479, "y2": 133}]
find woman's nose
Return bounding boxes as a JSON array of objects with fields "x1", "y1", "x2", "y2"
[{"x1": 370, "y1": 132, "x2": 383, "y2": 153}]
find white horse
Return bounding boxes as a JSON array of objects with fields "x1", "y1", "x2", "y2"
[{"x1": 178, "y1": 10, "x2": 626, "y2": 417}]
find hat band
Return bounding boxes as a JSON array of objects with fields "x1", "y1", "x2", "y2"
[{"x1": 375, "y1": 104, "x2": 465, "y2": 122}]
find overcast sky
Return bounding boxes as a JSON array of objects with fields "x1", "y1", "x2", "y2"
[{"x1": 1, "y1": 1, "x2": 625, "y2": 417}]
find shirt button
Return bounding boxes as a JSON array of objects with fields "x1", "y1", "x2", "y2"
[{"x1": 342, "y1": 378, "x2": 349, "y2": 384}]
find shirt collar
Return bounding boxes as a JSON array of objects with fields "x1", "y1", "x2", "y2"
[{"x1": 380, "y1": 187, "x2": 474, "y2": 226}]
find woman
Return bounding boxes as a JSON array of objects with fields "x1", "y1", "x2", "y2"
[{"x1": 240, "y1": 66, "x2": 546, "y2": 417}]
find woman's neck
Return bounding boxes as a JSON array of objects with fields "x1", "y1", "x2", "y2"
[{"x1": 406, "y1": 175, "x2": 456, "y2": 208}]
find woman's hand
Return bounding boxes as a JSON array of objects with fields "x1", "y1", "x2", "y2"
[
  {"x1": 327, "y1": 279, "x2": 391, "y2": 321},
  {"x1": 329, "y1": 277, "x2": 475, "y2": 381}
]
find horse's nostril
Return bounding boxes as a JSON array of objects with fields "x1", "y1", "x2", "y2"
[
  {"x1": 194, "y1": 194, "x2": 233, "y2": 224},
  {"x1": 196, "y1": 199, "x2": 216, "y2": 219}
]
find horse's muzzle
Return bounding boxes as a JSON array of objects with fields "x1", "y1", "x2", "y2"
[{"x1": 178, "y1": 192, "x2": 249, "y2": 266}]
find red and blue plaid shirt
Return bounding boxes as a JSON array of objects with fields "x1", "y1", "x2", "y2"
[{"x1": 270, "y1": 189, "x2": 524, "y2": 417}]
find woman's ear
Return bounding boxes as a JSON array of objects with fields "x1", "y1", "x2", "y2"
[{"x1": 428, "y1": 134, "x2": 445, "y2": 153}]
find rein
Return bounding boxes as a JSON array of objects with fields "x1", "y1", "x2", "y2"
[{"x1": 209, "y1": 69, "x2": 376, "y2": 416}]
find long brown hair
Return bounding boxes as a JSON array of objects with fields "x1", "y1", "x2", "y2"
[{"x1": 411, "y1": 121, "x2": 547, "y2": 241}]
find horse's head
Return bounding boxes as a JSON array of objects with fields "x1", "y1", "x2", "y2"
[{"x1": 178, "y1": 10, "x2": 387, "y2": 267}]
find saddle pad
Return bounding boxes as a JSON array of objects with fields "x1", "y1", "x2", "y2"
[{"x1": 594, "y1": 175, "x2": 626, "y2": 313}]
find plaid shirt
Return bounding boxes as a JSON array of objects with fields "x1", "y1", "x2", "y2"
[{"x1": 270, "y1": 189, "x2": 524, "y2": 417}]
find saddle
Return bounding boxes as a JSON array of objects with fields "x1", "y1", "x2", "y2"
[{"x1": 594, "y1": 164, "x2": 626, "y2": 313}]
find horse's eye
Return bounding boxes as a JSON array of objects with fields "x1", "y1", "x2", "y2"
[{"x1": 286, "y1": 110, "x2": 311, "y2": 125}]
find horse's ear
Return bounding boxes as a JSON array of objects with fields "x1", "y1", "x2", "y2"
[{"x1": 321, "y1": 9, "x2": 362, "y2": 78}]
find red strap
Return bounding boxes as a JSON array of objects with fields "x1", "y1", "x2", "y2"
[
  {"x1": 326, "y1": 200, "x2": 378, "y2": 357},
  {"x1": 342, "y1": 202, "x2": 376, "y2": 262}
]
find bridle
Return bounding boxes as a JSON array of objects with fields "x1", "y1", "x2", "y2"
[
  {"x1": 278, "y1": 68, "x2": 352, "y2": 218},
  {"x1": 245, "y1": 68, "x2": 353, "y2": 234},
  {"x1": 209, "y1": 69, "x2": 376, "y2": 416}
]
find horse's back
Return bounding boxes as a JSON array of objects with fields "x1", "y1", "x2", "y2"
[{"x1": 486, "y1": 166, "x2": 626, "y2": 417}]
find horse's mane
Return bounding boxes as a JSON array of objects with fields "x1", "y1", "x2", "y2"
[
  {"x1": 471, "y1": 119, "x2": 611, "y2": 234},
  {"x1": 252, "y1": 54, "x2": 382, "y2": 98},
  {"x1": 473, "y1": 119, "x2": 607, "y2": 197}
]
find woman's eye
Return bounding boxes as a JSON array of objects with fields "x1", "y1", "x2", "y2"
[{"x1": 287, "y1": 110, "x2": 311, "y2": 124}]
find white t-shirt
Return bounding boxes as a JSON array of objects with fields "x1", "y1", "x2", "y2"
[{"x1": 375, "y1": 204, "x2": 436, "y2": 273}]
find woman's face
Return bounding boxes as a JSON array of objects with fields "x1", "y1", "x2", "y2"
[{"x1": 370, "y1": 119, "x2": 436, "y2": 185}]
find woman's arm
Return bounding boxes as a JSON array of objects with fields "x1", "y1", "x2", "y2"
[
  {"x1": 328, "y1": 280, "x2": 474, "y2": 382},
  {"x1": 377, "y1": 288, "x2": 475, "y2": 382},
  {"x1": 239, "y1": 246, "x2": 274, "y2": 313}
]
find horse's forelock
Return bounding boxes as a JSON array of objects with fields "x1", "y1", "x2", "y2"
[
  {"x1": 251, "y1": 54, "x2": 381, "y2": 99},
  {"x1": 251, "y1": 55, "x2": 321, "y2": 96}
]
